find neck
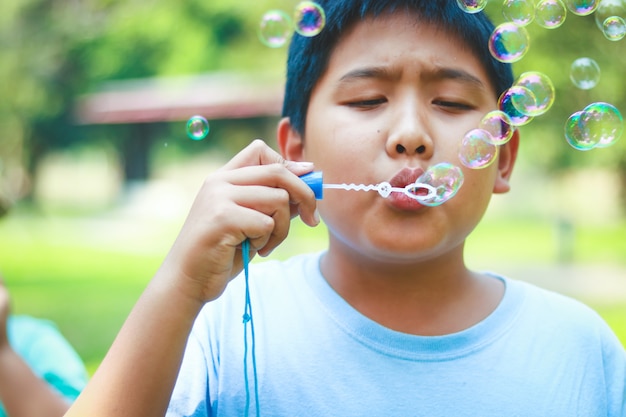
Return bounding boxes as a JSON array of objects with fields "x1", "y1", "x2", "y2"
[{"x1": 320, "y1": 240, "x2": 503, "y2": 336}]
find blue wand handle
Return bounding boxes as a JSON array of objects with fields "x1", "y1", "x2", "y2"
[{"x1": 299, "y1": 171, "x2": 324, "y2": 200}]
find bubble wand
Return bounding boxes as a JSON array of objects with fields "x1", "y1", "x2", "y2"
[{"x1": 298, "y1": 162, "x2": 465, "y2": 206}]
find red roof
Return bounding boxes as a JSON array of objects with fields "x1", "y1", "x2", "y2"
[{"x1": 74, "y1": 72, "x2": 285, "y2": 124}]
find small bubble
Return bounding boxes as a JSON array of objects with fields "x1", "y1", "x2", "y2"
[
  {"x1": 489, "y1": 22, "x2": 531, "y2": 63},
  {"x1": 186, "y1": 116, "x2": 210, "y2": 141},
  {"x1": 417, "y1": 163, "x2": 465, "y2": 207},
  {"x1": 603, "y1": 15, "x2": 626, "y2": 40},
  {"x1": 594, "y1": 0, "x2": 626, "y2": 30},
  {"x1": 535, "y1": 0, "x2": 568, "y2": 28},
  {"x1": 480, "y1": 110, "x2": 515, "y2": 145},
  {"x1": 499, "y1": 87, "x2": 534, "y2": 126},
  {"x1": 258, "y1": 10, "x2": 293, "y2": 48},
  {"x1": 459, "y1": 129, "x2": 499, "y2": 169},
  {"x1": 570, "y1": 57, "x2": 601, "y2": 89},
  {"x1": 513, "y1": 71, "x2": 556, "y2": 117},
  {"x1": 456, "y1": 0, "x2": 489, "y2": 13},
  {"x1": 294, "y1": 2, "x2": 326, "y2": 37},
  {"x1": 502, "y1": 0, "x2": 536, "y2": 26},
  {"x1": 565, "y1": 0, "x2": 599, "y2": 15}
]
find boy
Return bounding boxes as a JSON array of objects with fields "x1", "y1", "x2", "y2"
[{"x1": 65, "y1": 1, "x2": 626, "y2": 416}]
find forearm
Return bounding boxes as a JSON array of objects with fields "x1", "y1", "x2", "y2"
[
  {"x1": 65, "y1": 271, "x2": 205, "y2": 417},
  {"x1": 0, "y1": 345, "x2": 70, "y2": 417}
]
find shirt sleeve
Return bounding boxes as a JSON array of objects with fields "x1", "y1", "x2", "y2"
[
  {"x1": 166, "y1": 328, "x2": 211, "y2": 417},
  {"x1": 600, "y1": 321, "x2": 626, "y2": 416},
  {"x1": 8, "y1": 315, "x2": 89, "y2": 402}
]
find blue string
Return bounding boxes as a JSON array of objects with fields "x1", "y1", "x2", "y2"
[{"x1": 242, "y1": 239, "x2": 260, "y2": 417}]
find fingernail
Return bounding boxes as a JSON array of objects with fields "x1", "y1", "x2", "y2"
[
  {"x1": 313, "y1": 208, "x2": 320, "y2": 225},
  {"x1": 288, "y1": 161, "x2": 314, "y2": 169}
]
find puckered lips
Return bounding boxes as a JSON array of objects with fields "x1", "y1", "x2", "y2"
[{"x1": 387, "y1": 167, "x2": 429, "y2": 211}]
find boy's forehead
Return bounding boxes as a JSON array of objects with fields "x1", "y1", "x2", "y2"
[{"x1": 326, "y1": 12, "x2": 492, "y2": 87}]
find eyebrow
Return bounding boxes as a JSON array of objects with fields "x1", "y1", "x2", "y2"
[
  {"x1": 337, "y1": 65, "x2": 487, "y2": 90},
  {"x1": 338, "y1": 66, "x2": 398, "y2": 84},
  {"x1": 424, "y1": 67, "x2": 486, "y2": 89}
]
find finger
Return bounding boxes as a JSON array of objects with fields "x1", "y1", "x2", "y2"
[
  {"x1": 222, "y1": 164, "x2": 319, "y2": 227},
  {"x1": 232, "y1": 186, "x2": 293, "y2": 256},
  {"x1": 221, "y1": 139, "x2": 286, "y2": 171}
]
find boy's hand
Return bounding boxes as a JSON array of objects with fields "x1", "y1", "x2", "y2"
[{"x1": 159, "y1": 139, "x2": 318, "y2": 306}]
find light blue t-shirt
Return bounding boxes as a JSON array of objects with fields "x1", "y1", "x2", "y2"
[
  {"x1": 168, "y1": 252, "x2": 626, "y2": 417},
  {"x1": 1, "y1": 315, "x2": 88, "y2": 416}
]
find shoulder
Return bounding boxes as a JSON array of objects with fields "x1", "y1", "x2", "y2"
[{"x1": 504, "y1": 277, "x2": 624, "y2": 353}]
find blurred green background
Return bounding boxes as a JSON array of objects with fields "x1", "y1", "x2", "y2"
[{"x1": 0, "y1": 0, "x2": 625, "y2": 375}]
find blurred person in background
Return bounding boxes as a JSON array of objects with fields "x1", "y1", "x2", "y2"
[{"x1": 0, "y1": 201, "x2": 88, "y2": 417}]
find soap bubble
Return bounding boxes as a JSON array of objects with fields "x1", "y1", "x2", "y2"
[
  {"x1": 594, "y1": 0, "x2": 626, "y2": 30},
  {"x1": 294, "y1": 2, "x2": 326, "y2": 37},
  {"x1": 602, "y1": 15, "x2": 626, "y2": 40},
  {"x1": 459, "y1": 129, "x2": 499, "y2": 169},
  {"x1": 502, "y1": 0, "x2": 536, "y2": 26},
  {"x1": 418, "y1": 163, "x2": 465, "y2": 207},
  {"x1": 509, "y1": 85, "x2": 540, "y2": 117},
  {"x1": 258, "y1": 10, "x2": 293, "y2": 48},
  {"x1": 565, "y1": 0, "x2": 600, "y2": 15},
  {"x1": 499, "y1": 87, "x2": 534, "y2": 126},
  {"x1": 456, "y1": 0, "x2": 489, "y2": 13},
  {"x1": 513, "y1": 71, "x2": 556, "y2": 116},
  {"x1": 535, "y1": 0, "x2": 568, "y2": 28},
  {"x1": 565, "y1": 111, "x2": 597, "y2": 150},
  {"x1": 579, "y1": 102, "x2": 624, "y2": 148},
  {"x1": 186, "y1": 116, "x2": 210, "y2": 141},
  {"x1": 488, "y1": 22, "x2": 531, "y2": 63},
  {"x1": 570, "y1": 57, "x2": 601, "y2": 89},
  {"x1": 479, "y1": 110, "x2": 515, "y2": 145}
]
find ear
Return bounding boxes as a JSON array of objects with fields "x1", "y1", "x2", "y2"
[
  {"x1": 493, "y1": 129, "x2": 520, "y2": 194},
  {"x1": 277, "y1": 117, "x2": 306, "y2": 161}
]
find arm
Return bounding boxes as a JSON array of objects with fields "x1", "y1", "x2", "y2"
[
  {"x1": 64, "y1": 140, "x2": 319, "y2": 417},
  {"x1": 0, "y1": 281, "x2": 71, "y2": 417}
]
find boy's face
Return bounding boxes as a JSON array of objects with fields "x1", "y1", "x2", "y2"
[{"x1": 280, "y1": 12, "x2": 518, "y2": 263}]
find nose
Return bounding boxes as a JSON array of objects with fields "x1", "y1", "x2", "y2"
[{"x1": 386, "y1": 101, "x2": 434, "y2": 159}]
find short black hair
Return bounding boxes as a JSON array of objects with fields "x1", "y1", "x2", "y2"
[{"x1": 282, "y1": 0, "x2": 514, "y2": 135}]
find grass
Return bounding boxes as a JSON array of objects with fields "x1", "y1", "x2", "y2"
[{"x1": 1, "y1": 209, "x2": 624, "y2": 375}]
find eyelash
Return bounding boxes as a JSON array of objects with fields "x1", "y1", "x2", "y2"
[
  {"x1": 433, "y1": 100, "x2": 474, "y2": 111},
  {"x1": 346, "y1": 98, "x2": 387, "y2": 108}
]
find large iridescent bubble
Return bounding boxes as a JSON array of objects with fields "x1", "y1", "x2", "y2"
[
  {"x1": 459, "y1": 129, "x2": 499, "y2": 169},
  {"x1": 499, "y1": 87, "x2": 534, "y2": 126},
  {"x1": 512, "y1": 72, "x2": 556, "y2": 117},
  {"x1": 480, "y1": 110, "x2": 515, "y2": 145},
  {"x1": 565, "y1": 102, "x2": 624, "y2": 150},
  {"x1": 417, "y1": 163, "x2": 465, "y2": 207},
  {"x1": 489, "y1": 22, "x2": 531, "y2": 63}
]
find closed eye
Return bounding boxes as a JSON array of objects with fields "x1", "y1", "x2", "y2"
[
  {"x1": 433, "y1": 100, "x2": 474, "y2": 111},
  {"x1": 346, "y1": 97, "x2": 387, "y2": 108}
]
